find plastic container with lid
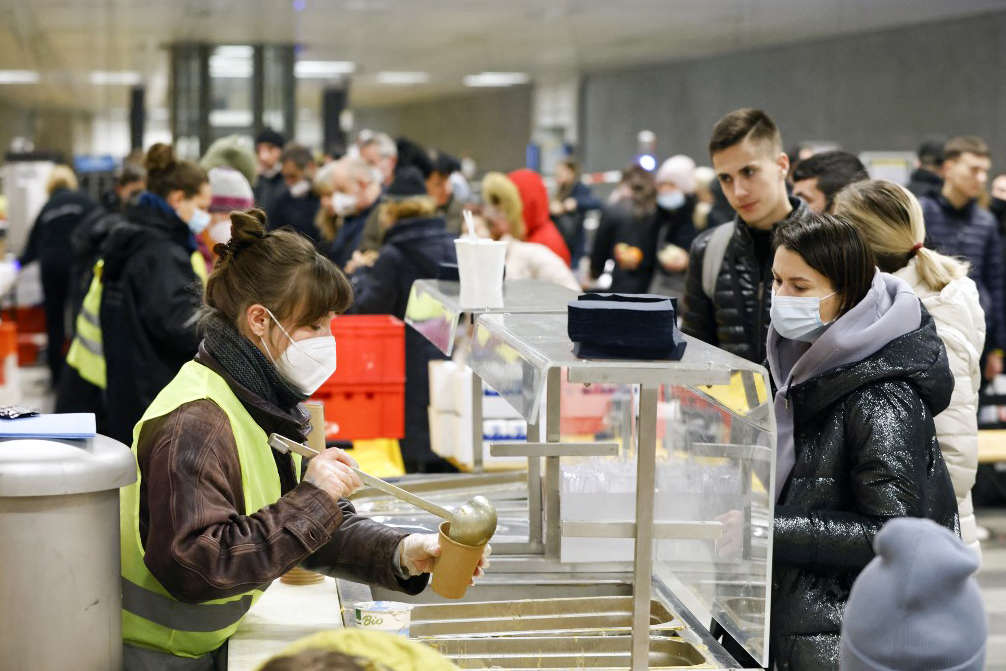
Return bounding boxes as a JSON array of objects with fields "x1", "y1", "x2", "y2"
[{"x1": 0, "y1": 434, "x2": 136, "y2": 670}]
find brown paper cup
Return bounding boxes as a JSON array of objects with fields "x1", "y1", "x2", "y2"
[
  {"x1": 305, "y1": 402, "x2": 327, "y2": 453},
  {"x1": 430, "y1": 521, "x2": 486, "y2": 599}
]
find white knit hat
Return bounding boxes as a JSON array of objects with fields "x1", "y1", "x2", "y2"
[
  {"x1": 655, "y1": 155, "x2": 697, "y2": 193},
  {"x1": 208, "y1": 166, "x2": 254, "y2": 214}
]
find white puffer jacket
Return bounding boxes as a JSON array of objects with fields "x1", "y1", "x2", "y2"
[
  {"x1": 503, "y1": 237, "x2": 581, "y2": 292},
  {"x1": 896, "y1": 259, "x2": 985, "y2": 560}
]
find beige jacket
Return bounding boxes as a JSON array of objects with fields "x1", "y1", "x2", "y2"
[
  {"x1": 896, "y1": 259, "x2": 985, "y2": 559},
  {"x1": 503, "y1": 236, "x2": 581, "y2": 291}
]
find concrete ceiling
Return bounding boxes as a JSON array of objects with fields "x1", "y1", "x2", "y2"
[{"x1": 0, "y1": 0, "x2": 1005, "y2": 114}]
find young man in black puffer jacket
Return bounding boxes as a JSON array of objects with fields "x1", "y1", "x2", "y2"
[{"x1": 682, "y1": 108, "x2": 810, "y2": 364}]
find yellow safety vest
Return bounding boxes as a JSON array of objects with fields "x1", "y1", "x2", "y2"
[
  {"x1": 120, "y1": 360, "x2": 301, "y2": 658},
  {"x1": 65, "y1": 253, "x2": 209, "y2": 389}
]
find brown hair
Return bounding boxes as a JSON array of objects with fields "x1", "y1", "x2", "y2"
[
  {"x1": 204, "y1": 209, "x2": 353, "y2": 330},
  {"x1": 774, "y1": 213, "x2": 876, "y2": 318},
  {"x1": 834, "y1": 180, "x2": 968, "y2": 291},
  {"x1": 708, "y1": 108, "x2": 783, "y2": 157},
  {"x1": 944, "y1": 136, "x2": 990, "y2": 162},
  {"x1": 144, "y1": 143, "x2": 208, "y2": 199}
]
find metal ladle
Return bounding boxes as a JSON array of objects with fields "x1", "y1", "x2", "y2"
[{"x1": 268, "y1": 433, "x2": 498, "y2": 546}]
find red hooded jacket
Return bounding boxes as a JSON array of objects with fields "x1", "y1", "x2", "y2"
[{"x1": 508, "y1": 168, "x2": 572, "y2": 266}]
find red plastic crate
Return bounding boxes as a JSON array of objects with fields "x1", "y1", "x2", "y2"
[
  {"x1": 322, "y1": 315, "x2": 405, "y2": 391},
  {"x1": 311, "y1": 383, "x2": 405, "y2": 440},
  {"x1": 2, "y1": 307, "x2": 46, "y2": 334}
]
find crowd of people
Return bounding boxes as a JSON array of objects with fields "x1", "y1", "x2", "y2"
[{"x1": 17, "y1": 106, "x2": 1006, "y2": 669}]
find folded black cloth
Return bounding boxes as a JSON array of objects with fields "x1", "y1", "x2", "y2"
[{"x1": 568, "y1": 293, "x2": 687, "y2": 361}]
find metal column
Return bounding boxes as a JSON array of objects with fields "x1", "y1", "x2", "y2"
[{"x1": 630, "y1": 384, "x2": 659, "y2": 670}]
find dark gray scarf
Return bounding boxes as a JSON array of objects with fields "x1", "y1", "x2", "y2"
[{"x1": 199, "y1": 310, "x2": 307, "y2": 412}]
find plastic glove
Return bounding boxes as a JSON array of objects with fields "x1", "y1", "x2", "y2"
[{"x1": 398, "y1": 534, "x2": 492, "y2": 584}]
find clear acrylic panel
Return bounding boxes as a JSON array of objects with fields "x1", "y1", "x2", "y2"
[
  {"x1": 466, "y1": 310, "x2": 775, "y2": 665},
  {"x1": 404, "y1": 280, "x2": 580, "y2": 357}
]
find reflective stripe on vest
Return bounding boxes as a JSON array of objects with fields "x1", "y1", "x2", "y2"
[
  {"x1": 119, "y1": 361, "x2": 301, "y2": 658},
  {"x1": 190, "y1": 251, "x2": 209, "y2": 285},
  {"x1": 65, "y1": 260, "x2": 106, "y2": 388}
]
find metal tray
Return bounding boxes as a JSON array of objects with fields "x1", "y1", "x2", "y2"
[
  {"x1": 411, "y1": 595, "x2": 684, "y2": 637},
  {"x1": 422, "y1": 635, "x2": 714, "y2": 669}
]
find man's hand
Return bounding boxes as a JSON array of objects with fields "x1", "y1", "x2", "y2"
[
  {"x1": 303, "y1": 447, "x2": 362, "y2": 501},
  {"x1": 657, "y1": 244, "x2": 689, "y2": 273}
]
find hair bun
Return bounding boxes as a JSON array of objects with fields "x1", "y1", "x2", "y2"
[
  {"x1": 145, "y1": 143, "x2": 177, "y2": 173},
  {"x1": 214, "y1": 209, "x2": 269, "y2": 266}
]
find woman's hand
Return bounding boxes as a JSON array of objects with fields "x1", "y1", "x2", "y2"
[
  {"x1": 303, "y1": 447, "x2": 362, "y2": 501},
  {"x1": 398, "y1": 534, "x2": 492, "y2": 584}
]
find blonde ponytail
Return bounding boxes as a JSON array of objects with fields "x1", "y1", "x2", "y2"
[{"x1": 834, "y1": 180, "x2": 969, "y2": 292}]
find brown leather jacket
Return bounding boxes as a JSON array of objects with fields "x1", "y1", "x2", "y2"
[{"x1": 135, "y1": 346, "x2": 427, "y2": 603}]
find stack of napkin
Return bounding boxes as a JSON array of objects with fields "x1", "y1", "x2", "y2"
[{"x1": 568, "y1": 293, "x2": 687, "y2": 361}]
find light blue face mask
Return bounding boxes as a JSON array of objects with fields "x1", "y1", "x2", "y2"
[
  {"x1": 770, "y1": 291, "x2": 837, "y2": 342},
  {"x1": 657, "y1": 191, "x2": 686, "y2": 211},
  {"x1": 186, "y1": 208, "x2": 212, "y2": 237}
]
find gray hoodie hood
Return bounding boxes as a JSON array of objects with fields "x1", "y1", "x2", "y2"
[{"x1": 767, "y1": 270, "x2": 922, "y2": 500}]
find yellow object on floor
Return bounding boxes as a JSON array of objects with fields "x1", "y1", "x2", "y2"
[
  {"x1": 256, "y1": 629, "x2": 459, "y2": 671},
  {"x1": 344, "y1": 438, "x2": 405, "y2": 477}
]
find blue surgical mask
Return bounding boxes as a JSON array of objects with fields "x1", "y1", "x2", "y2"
[
  {"x1": 770, "y1": 291, "x2": 837, "y2": 342},
  {"x1": 187, "y1": 207, "x2": 212, "y2": 236},
  {"x1": 657, "y1": 191, "x2": 686, "y2": 211}
]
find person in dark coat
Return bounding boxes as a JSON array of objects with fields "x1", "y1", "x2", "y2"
[
  {"x1": 590, "y1": 166, "x2": 662, "y2": 293},
  {"x1": 921, "y1": 135, "x2": 1005, "y2": 382},
  {"x1": 19, "y1": 165, "x2": 97, "y2": 384},
  {"x1": 271, "y1": 143, "x2": 321, "y2": 245},
  {"x1": 550, "y1": 158, "x2": 602, "y2": 266},
  {"x1": 682, "y1": 109, "x2": 810, "y2": 364},
  {"x1": 349, "y1": 168, "x2": 456, "y2": 473},
  {"x1": 254, "y1": 128, "x2": 287, "y2": 216},
  {"x1": 765, "y1": 215, "x2": 959, "y2": 670},
  {"x1": 907, "y1": 138, "x2": 945, "y2": 200},
  {"x1": 100, "y1": 144, "x2": 210, "y2": 445}
]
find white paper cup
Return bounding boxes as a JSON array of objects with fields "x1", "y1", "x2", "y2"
[
  {"x1": 454, "y1": 238, "x2": 507, "y2": 308},
  {"x1": 354, "y1": 600, "x2": 414, "y2": 636}
]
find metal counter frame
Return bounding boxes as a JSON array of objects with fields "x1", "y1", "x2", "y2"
[{"x1": 466, "y1": 312, "x2": 775, "y2": 670}]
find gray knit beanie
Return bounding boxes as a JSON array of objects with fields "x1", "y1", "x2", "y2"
[{"x1": 840, "y1": 517, "x2": 986, "y2": 671}]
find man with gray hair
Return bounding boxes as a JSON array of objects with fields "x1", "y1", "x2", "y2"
[
  {"x1": 315, "y1": 157, "x2": 383, "y2": 269},
  {"x1": 359, "y1": 132, "x2": 397, "y2": 187}
]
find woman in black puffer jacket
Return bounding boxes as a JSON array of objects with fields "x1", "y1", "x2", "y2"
[{"x1": 766, "y1": 214, "x2": 959, "y2": 670}]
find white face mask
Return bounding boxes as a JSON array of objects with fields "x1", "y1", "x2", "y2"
[
  {"x1": 330, "y1": 191, "x2": 358, "y2": 217},
  {"x1": 770, "y1": 291, "x2": 837, "y2": 342},
  {"x1": 289, "y1": 179, "x2": 311, "y2": 198},
  {"x1": 187, "y1": 207, "x2": 212, "y2": 236},
  {"x1": 657, "y1": 191, "x2": 686, "y2": 211},
  {"x1": 260, "y1": 308, "x2": 337, "y2": 396},
  {"x1": 208, "y1": 220, "x2": 232, "y2": 244}
]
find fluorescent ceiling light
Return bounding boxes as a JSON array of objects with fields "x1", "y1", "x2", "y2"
[
  {"x1": 295, "y1": 61, "x2": 356, "y2": 78},
  {"x1": 0, "y1": 70, "x2": 39, "y2": 84},
  {"x1": 376, "y1": 71, "x2": 430, "y2": 85},
  {"x1": 463, "y1": 72, "x2": 530, "y2": 87},
  {"x1": 90, "y1": 71, "x2": 141, "y2": 85}
]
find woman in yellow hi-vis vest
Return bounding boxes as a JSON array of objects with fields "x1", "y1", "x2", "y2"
[{"x1": 121, "y1": 209, "x2": 489, "y2": 670}]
